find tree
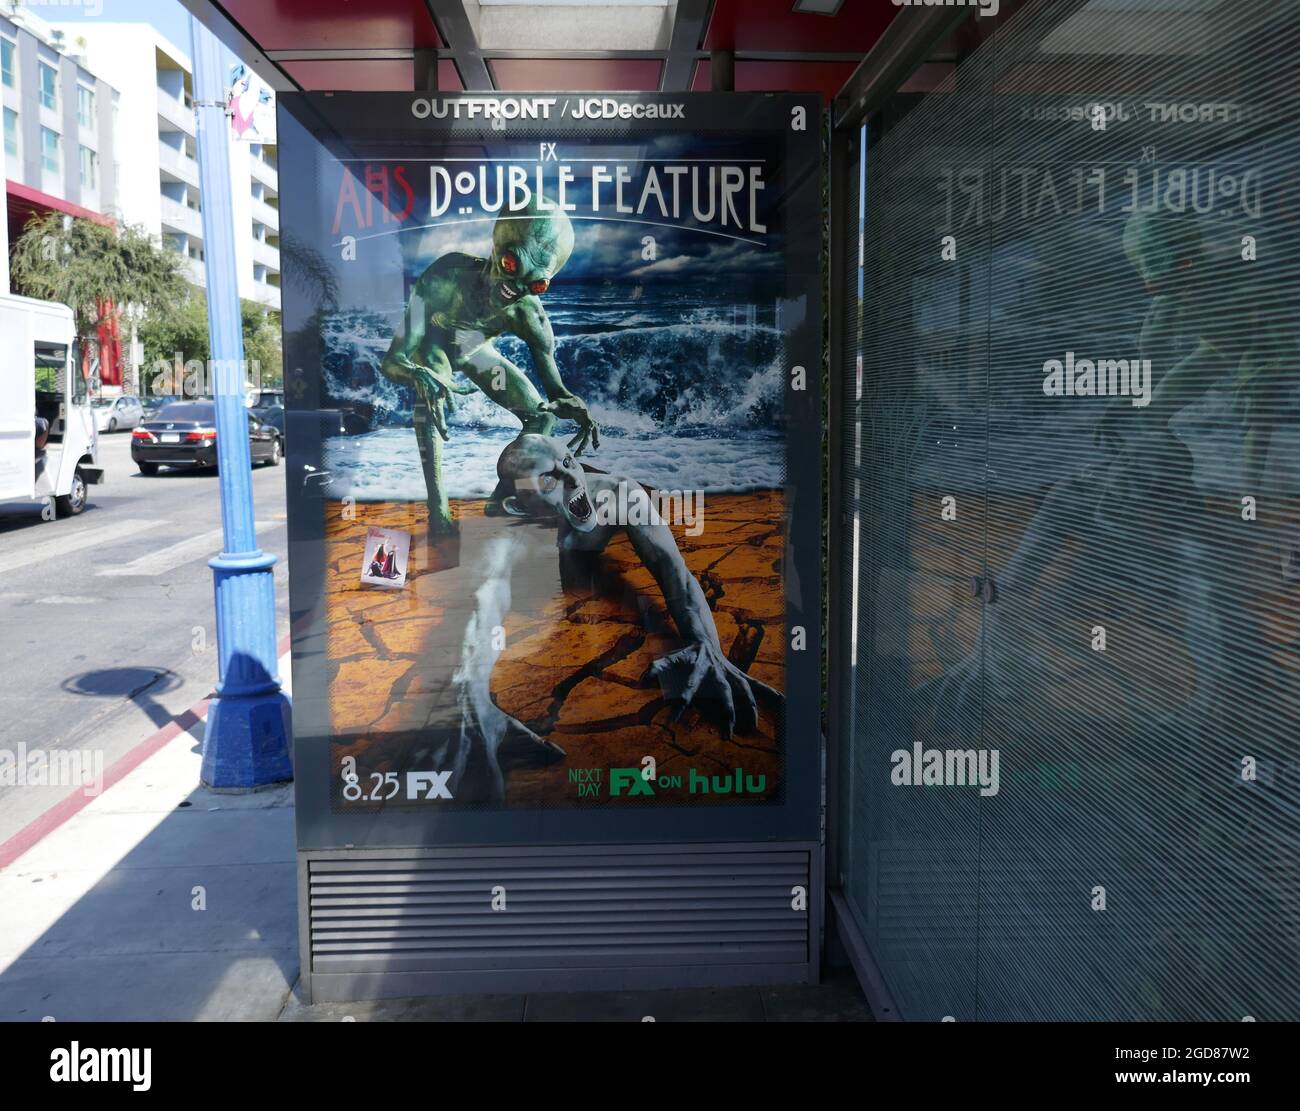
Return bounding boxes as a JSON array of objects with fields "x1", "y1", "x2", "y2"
[
  {"x1": 10, "y1": 213, "x2": 187, "y2": 379},
  {"x1": 138, "y1": 292, "x2": 210, "y2": 397},
  {"x1": 241, "y1": 300, "x2": 284, "y2": 389},
  {"x1": 138, "y1": 290, "x2": 283, "y2": 397}
]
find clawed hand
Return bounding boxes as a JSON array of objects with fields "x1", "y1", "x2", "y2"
[
  {"x1": 645, "y1": 641, "x2": 780, "y2": 740},
  {"x1": 396, "y1": 355, "x2": 474, "y2": 440},
  {"x1": 540, "y1": 393, "x2": 601, "y2": 455}
]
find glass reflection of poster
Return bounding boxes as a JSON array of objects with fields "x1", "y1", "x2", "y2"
[{"x1": 278, "y1": 95, "x2": 820, "y2": 826}]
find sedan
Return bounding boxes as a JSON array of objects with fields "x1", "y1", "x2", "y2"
[
  {"x1": 93, "y1": 395, "x2": 145, "y2": 432},
  {"x1": 131, "y1": 400, "x2": 283, "y2": 474}
]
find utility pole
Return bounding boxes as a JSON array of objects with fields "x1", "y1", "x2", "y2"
[{"x1": 190, "y1": 14, "x2": 291, "y2": 788}]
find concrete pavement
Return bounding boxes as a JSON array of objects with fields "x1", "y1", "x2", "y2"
[
  {"x1": 0, "y1": 655, "x2": 297, "y2": 1022},
  {"x1": 0, "y1": 431, "x2": 290, "y2": 847}
]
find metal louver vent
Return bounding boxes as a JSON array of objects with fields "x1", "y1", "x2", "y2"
[{"x1": 301, "y1": 843, "x2": 817, "y2": 1001}]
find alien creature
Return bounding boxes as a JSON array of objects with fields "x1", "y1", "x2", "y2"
[
  {"x1": 417, "y1": 434, "x2": 781, "y2": 804},
  {"x1": 1099, "y1": 208, "x2": 1290, "y2": 488},
  {"x1": 380, "y1": 198, "x2": 600, "y2": 539},
  {"x1": 495, "y1": 434, "x2": 780, "y2": 739},
  {"x1": 922, "y1": 206, "x2": 1295, "y2": 751}
]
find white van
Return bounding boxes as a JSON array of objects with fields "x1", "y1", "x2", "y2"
[{"x1": 0, "y1": 293, "x2": 104, "y2": 516}]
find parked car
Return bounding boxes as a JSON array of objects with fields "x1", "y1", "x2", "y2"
[
  {"x1": 250, "y1": 402, "x2": 284, "y2": 434},
  {"x1": 246, "y1": 387, "x2": 285, "y2": 409},
  {"x1": 131, "y1": 399, "x2": 282, "y2": 474},
  {"x1": 251, "y1": 403, "x2": 368, "y2": 441},
  {"x1": 93, "y1": 394, "x2": 145, "y2": 432}
]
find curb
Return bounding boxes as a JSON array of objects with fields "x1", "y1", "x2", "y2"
[{"x1": 0, "y1": 635, "x2": 292, "y2": 872}]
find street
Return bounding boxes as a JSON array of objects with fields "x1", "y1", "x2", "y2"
[{"x1": 0, "y1": 431, "x2": 289, "y2": 846}]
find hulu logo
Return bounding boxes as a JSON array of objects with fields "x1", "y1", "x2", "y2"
[{"x1": 689, "y1": 768, "x2": 766, "y2": 795}]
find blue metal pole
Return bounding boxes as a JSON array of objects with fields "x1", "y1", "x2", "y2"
[{"x1": 191, "y1": 15, "x2": 291, "y2": 788}]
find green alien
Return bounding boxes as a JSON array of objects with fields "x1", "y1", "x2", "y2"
[
  {"x1": 381, "y1": 197, "x2": 600, "y2": 538},
  {"x1": 1109, "y1": 208, "x2": 1288, "y2": 488}
]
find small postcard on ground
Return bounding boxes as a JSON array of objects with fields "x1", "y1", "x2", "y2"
[{"x1": 360, "y1": 526, "x2": 411, "y2": 589}]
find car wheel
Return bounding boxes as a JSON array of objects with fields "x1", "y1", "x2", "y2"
[
  {"x1": 137, "y1": 461, "x2": 160, "y2": 476},
  {"x1": 268, "y1": 437, "x2": 282, "y2": 466},
  {"x1": 55, "y1": 469, "x2": 88, "y2": 516},
  {"x1": 108, "y1": 417, "x2": 117, "y2": 432}
]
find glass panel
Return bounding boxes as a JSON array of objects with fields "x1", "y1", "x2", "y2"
[
  {"x1": 39, "y1": 63, "x2": 56, "y2": 110},
  {"x1": 976, "y1": 0, "x2": 1300, "y2": 1022},
  {"x1": 78, "y1": 86, "x2": 95, "y2": 129},
  {"x1": 836, "y1": 0, "x2": 1300, "y2": 1022},
  {"x1": 41, "y1": 128, "x2": 59, "y2": 173},
  {"x1": 839, "y1": 31, "x2": 996, "y2": 1021}
]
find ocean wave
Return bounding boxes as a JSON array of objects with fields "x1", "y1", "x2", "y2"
[
  {"x1": 316, "y1": 305, "x2": 788, "y2": 436},
  {"x1": 323, "y1": 427, "x2": 786, "y2": 501}
]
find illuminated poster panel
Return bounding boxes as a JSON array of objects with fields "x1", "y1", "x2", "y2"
[{"x1": 278, "y1": 93, "x2": 820, "y2": 848}]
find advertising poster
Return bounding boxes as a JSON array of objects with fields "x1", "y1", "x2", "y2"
[{"x1": 278, "y1": 93, "x2": 820, "y2": 845}]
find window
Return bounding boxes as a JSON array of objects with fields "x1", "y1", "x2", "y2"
[
  {"x1": 3, "y1": 108, "x2": 16, "y2": 159},
  {"x1": 78, "y1": 85, "x2": 95, "y2": 129},
  {"x1": 79, "y1": 145, "x2": 96, "y2": 189},
  {"x1": 40, "y1": 127, "x2": 60, "y2": 174},
  {"x1": 1, "y1": 37, "x2": 14, "y2": 88},
  {"x1": 39, "y1": 62, "x2": 58, "y2": 111}
]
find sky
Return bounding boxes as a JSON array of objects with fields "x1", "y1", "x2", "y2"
[{"x1": 35, "y1": 0, "x2": 195, "y2": 55}]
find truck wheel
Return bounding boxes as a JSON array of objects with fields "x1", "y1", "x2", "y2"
[
  {"x1": 137, "y1": 461, "x2": 160, "y2": 475},
  {"x1": 55, "y1": 469, "x2": 88, "y2": 517}
]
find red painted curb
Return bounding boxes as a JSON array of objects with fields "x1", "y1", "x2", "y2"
[
  {"x1": 0, "y1": 639, "x2": 294, "y2": 872},
  {"x1": 0, "y1": 699, "x2": 211, "y2": 871}
]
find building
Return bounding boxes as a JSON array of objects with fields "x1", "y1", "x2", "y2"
[
  {"x1": 49, "y1": 21, "x2": 281, "y2": 312},
  {"x1": 2, "y1": 0, "x2": 122, "y2": 381},
  {"x1": 1, "y1": 1, "x2": 118, "y2": 229}
]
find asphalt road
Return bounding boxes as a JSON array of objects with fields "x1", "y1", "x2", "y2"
[{"x1": 0, "y1": 431, "x2": 290, "y2": 847}]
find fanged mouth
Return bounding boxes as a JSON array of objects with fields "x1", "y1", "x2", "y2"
[
  {"x1": 567, "y1": 490, "x2": 592, "y2": 521},
  {"x1": 497, "y1": 281, "x2": 521, "y2": 302}
]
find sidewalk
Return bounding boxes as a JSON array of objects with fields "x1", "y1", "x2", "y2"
[{"x1": 0, "y1": 655, "x2": 871, "y2": 1022}]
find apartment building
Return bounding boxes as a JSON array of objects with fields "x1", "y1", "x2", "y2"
[
  {"x1": 2, "y1": 0, "x2": 120, "y2": 376},
  {"x1": 52, "y1": 21, "x2": 281, "y2": 310},
  {"x1": 2, "y1": 1, "x2": 119, "y2": 232}
]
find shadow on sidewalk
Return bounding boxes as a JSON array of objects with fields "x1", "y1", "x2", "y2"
[{"x1": 0, "y1": 720, "x2": 298, "y2": 1021}]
